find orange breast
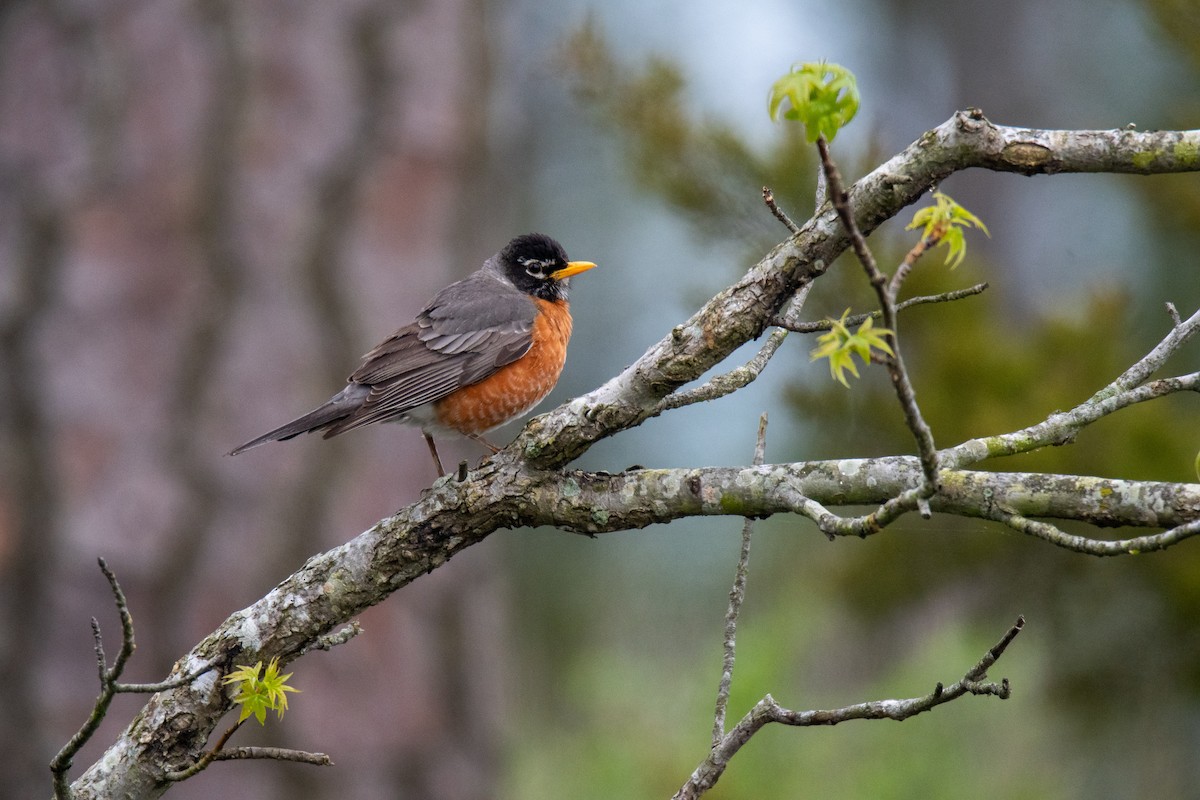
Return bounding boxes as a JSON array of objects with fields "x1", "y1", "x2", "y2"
[{"x1": 433, "y1": 298, "x2": 573, "y2": 434}]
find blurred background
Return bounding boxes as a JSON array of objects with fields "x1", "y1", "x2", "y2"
[{"x1": 3, "y1": 0, "x2": 1200, "y2": 797}]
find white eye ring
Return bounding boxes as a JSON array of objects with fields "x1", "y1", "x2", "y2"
[{"x1": 521, "y1": 258, "x2": 551, "y2": 278}]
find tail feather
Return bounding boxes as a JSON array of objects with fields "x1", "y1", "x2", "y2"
[{"x1": 227, "y1": 385, "x2": 368, "y2": 455}]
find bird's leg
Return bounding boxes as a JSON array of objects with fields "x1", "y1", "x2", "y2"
[
  {"x1": 467, "y1": 433, "x2": 502, "y2": 454},
  {"x1": 423, "y1": 432, "x2": 446, "y2": 477}
]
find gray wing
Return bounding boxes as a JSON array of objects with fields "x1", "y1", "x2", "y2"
[{"x1": 323, "y1": 270, "x2": 537, "y2": 434}]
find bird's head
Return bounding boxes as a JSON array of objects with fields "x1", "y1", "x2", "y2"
[{"x1": 496, "y1": 233, "x2": 596, "y2": 302}]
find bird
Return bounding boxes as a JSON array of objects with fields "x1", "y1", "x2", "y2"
[{"x1": 229, "y1": 233, "x2": 596, "y2": 476}]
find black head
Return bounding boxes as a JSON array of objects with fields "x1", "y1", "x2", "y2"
[{"x1": 495, "y1": 233, "x2": 596, "y2": 302}]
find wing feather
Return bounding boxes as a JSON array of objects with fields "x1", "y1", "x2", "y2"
[{"x1": 326, "y1": 270, "x2": 538, "y2": 434}]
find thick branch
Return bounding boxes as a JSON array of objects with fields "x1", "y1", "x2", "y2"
[{"x1": 523, "y1": 463, "x2": 1200, "y2": 541}]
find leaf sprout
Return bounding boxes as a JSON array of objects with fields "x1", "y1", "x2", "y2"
[
  {"x1": 223, "y1": 657, "x2": 300, "y2": 725},
  {"x1": 810, "y1": 309, "x2": 894, "y2": 387},
  {"x1": 768, "y1": 61, "x2": 860, "y2": 143},
  {"x1": 906, "y1": 191, "x2": 990, "y2": 269}
]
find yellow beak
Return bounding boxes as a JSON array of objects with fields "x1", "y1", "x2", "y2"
[{"x1": 550, "y1": 260, "x2": 597, "y2": 280}]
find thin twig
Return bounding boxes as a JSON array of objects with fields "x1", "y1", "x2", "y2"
[
  {"x1": 779, "y1": 484, "x2": 918, "y2": 540},
  {"x1": 964, "y1": 615, "x2": 1025, "y2": 679},
  {"x1": 888, "y1": 233, "x2": 939, "y2": 298},
  {"x1": 762, "y1": 186, "x2": 800, "y2": 234},
  {"x1": 816, "y1": 136, "x2": 941, "y2": 496},
  {"x1": 51, "y1": 560, "x2": 221, "y2": 797},
  {"x1": 211, "y1": 747, "x2": 333, "y2": 766},
  {"x1": 51, "y1": 560, "x2": 137, "y2": 799},
  {"x1": 298, "y1": 621, "x2": 364, "y2": 657},
  {"x1": 815, "y1": 139, "x2": 886, "y2": 288},
  {"x1": 771, "y1": 283, "x2": 989, "y2": 332},
  {"x1": 1104, "y1": 305, "x2": 1200, "y2": 393},
  {"x1": 941, "y1": 304, "x2": 1200, "y2": 471},
  {"x1": 990, "y1": 511, "x2": 1200, "y2": 556},
  {"x1": 677, "y1": 617, "x2": 1025, "y2": 799},
  {"x1": 100, "y1": 558, "x2": 135, "y2": 677},
  {"x1": 945, "y1": 371, "x2": 1200, "y2": 468},
  {"x1": 164, "y1": 706, "x2": 336, "y2": 781},
  {"x1": 114, "y1": 664, "x2": 216, "y2": 694},
  {"x1": 655, "y1": 329, "x2": 790, "y2": 415},
  {"x1": 774, "y1": 282, "x2": 813, "y2": 330},
  {"x1": 653, "y1": 275, "x2": 819, "y2": 417},
  {"x1": 164, "y1": 719, "x2": 245, "y2": 782},
  {"x1": 712, "y1": 413, "x2": 768, "y2": 746},
  {"x1": 654, "y1": 283, "x2": 813, "y2": 417}
]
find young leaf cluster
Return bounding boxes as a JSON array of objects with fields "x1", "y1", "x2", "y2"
[
  {"x1": 810, "y1": 310, "x2": 894, "y2": 387},
  {"x1": 906, "y1": 191, "x2": 990, "y2": 268},
  {"x1": 223, "y1": 658, "x2": 299, "y2": 725},
  {"x1": 768, "y1": 61, "x2": 860, "y2": 143}
]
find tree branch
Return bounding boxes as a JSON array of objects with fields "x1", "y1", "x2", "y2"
[
  {"x1": 653, "y1": 328, "x2": 790, "y2": 415},
  {"x1": 770, "y1": 283, "x2": 989, "y2": 332},
  {"x1": 523, "y1": 464, "x2": 1200, "y2": 542},
  {"x1": 163, "y1": 721, "x2": 245, "y2": 782},
  {"x1": 50, "y1": 561, "x2": 214, "y2": 799},
  {"x1": 159, "y1": 718, "x2": 333, "y2": 781},
  {"x1": 56, "y1": 561, "x2": 336, "y2": 798},
  {"x1": 762, "y1": 185, "x2": 800, "y2": 234},
  {"x1": 210, "y1": 747, "x2": 333, "y2": 767},
  {"x1": 943, "y1": 306, "x2": 1200, "y2": 470},
  {"x1": 989, "y1": 511, "x2": 1200, "y2": 556},
  {"x1": 676, "y1": 616, "x2": 1025, "y2": 798},
  {"x1": 711, "y1": 414, "x2": 768, "y2": 746},
  {"x1": 816, "y1": 135, "x2": 941, "y2": 500},
  {"x1": 51, "y1": 561, "x2": 133, "y2": 799}
]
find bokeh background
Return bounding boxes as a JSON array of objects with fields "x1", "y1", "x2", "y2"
[{"x1": 3, "y1": 0, "x2": 1200, "y2": 797}]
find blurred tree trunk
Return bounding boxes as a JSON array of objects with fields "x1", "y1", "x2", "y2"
[{"x1": 0, "y1": 1, "x2": 522, "y2": 797}]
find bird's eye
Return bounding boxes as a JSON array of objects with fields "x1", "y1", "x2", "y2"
[{"x1": 521, "y1": 258, "x2": 550, "y2": 278}]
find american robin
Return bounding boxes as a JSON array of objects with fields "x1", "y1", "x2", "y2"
[{"x1": 229, "y1": 233, "x2": 596, "y2": 476}]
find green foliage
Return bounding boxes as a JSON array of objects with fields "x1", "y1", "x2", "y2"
[
  {"x1": 1194, "y1": 449, "x2": 1199, "y2": 481},
  {"x1": 906, "y1": 191, "x2": 990, "y2": 268},
  {"x1": 768, "y1": 61, "x2": 860, "y2": 142},
  {"x1": 810, "y1": 309, "x2": 894, "y2": 386},
  {"x1": 223, "y1": 657, "x2": 299, "y2": 725},
  {"x1": 562, "y1": 21, "x2": 817, "y2": 247}
]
